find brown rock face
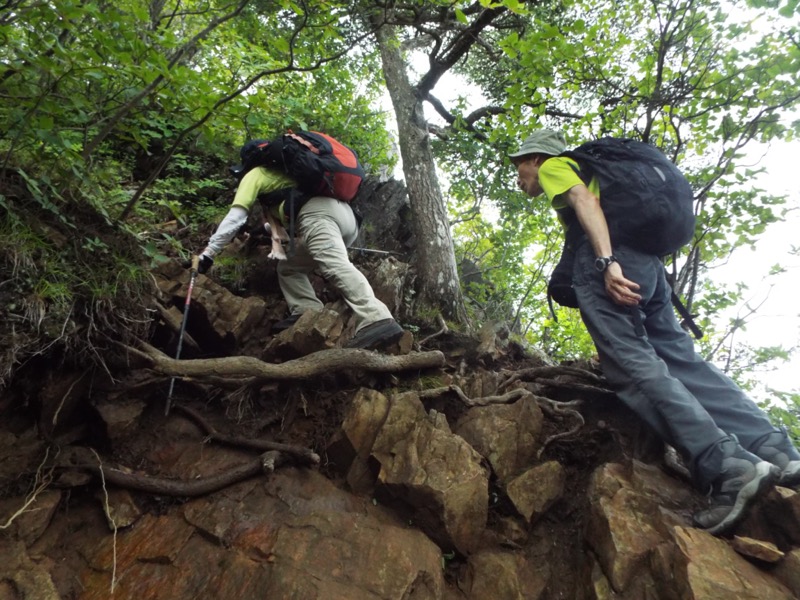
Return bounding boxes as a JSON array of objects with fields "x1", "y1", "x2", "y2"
[
  {"x1": 75, "y1": 471, "x2": 444, "y2": 600},
  {"x1": 454, "y1": 397, "x2": 544, "y2": 483},
  {"x1": 332, "y1": 388, "x2": 490, "y2": 554}
]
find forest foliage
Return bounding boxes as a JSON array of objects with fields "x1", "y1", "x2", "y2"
[{"x1": 1, "y1": 0, "x2": 798, "y2": 427}]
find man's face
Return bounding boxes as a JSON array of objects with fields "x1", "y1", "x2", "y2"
[{"x1": 514, "y1": 156, "x2": 543, "y2": 197}]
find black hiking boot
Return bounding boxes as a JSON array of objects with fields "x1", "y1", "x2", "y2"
[
  {"x1": 751, "y1": 429, "x2": 800, "y2": 487},
  {"x1": 693, "y1": 437, "x2": 780, "y2": 536},
  {"x1": 344, "y1": 319, "x2": 404, "y2": 350},
  {"x1": 272, "y1": 313, "x2": 301, "y2": 333}
]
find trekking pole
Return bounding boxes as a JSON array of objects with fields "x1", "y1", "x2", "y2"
[
  {"x1": 348, "y1": 247, "x2": 403, "y2": 256},
  {"x1": 165, "y1": 255, "x2": 199, "y2": 416}
]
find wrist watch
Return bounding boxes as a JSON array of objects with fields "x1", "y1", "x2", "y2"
[{"x1": 594, "y1": 255, "x2": 618, "y2": 272}]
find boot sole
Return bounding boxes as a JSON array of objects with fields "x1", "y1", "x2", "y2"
[{"x1": 706, "y1": 462, "x2": 779, "y2": 535}]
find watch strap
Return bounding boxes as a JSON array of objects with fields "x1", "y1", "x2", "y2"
[{"x1": 595, "y1": 255, "x2": 618, "y2": 272}]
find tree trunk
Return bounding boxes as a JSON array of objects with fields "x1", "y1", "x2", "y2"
[{"x1": 374, "y1": 24, "x2": 468, "y2": 325}]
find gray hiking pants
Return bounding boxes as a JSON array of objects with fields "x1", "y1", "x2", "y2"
[
  {"x1": 277, "y1": 196, "x2": 392, "y2": 331},
  {"x1": 573, "y1": 242, "x2": 781, "y2": 489}
]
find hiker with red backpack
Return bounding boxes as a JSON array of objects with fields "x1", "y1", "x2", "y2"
[
  {"x1": 196, "y1": 130, "x2": 405, "y2": 350},
  {"x1": 510, "y1": 129, "x2": 800, "y2": 535}
]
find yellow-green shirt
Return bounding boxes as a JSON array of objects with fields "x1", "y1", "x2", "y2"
[
  {"x1": 538, "y1": 156, "x2": 601, "y2": 209},
  {"x1": 232, "y1": 166, "x2": 297, "y2": 222}
]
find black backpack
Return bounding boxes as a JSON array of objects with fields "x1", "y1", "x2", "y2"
[
  {"x1": 561, "y1": 138, "x2": 695, "y2": 256},
  {"x1": 547, "y1": 138, "x2": 701, "y2": 337}
]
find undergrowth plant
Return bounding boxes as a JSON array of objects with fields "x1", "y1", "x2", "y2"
[{"x1": 0, "y1": 179, "x2": 153, "y2": 388}]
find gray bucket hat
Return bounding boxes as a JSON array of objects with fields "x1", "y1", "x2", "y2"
[{"x1": 509, "y1": 129, "x2": 567, "y2": 159}]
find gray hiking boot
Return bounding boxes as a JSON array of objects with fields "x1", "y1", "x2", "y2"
[
  {"x1": 345, "y1": 319, "x2": 405, "y2": 350},
  {"x1": 751, "y1": 429, "x2": 800, "y2": 487},
  {"x1": 693, "y1": 437, "x2": 780, "y2": 536}
]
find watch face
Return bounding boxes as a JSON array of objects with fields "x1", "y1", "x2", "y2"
[{"x1": 595, "y1": 257, "x2": 606, "y2": 271}]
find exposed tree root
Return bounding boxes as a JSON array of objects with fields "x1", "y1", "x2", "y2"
[
  {"x1": 536, "y1": 398, "x2": 585, "y2": 457},
  {"x1": 90, "y1": 449, "x2": 118, "y2": 594},
  {"x1": 533, "y1": 378, "x2": 616, "y2": 397},
  {"x1": 500, "y1": 365, "x2": 610, "y2": 393},
  {"x1": 418, "y1": 384, "x2": 586, "y2": 457},
  {"x1": 419, "y1": 385, "x2": 530, "y2": 407},
  {"x1": 125, "y1": 342, "x2": 445, "y2": 383},
  {"x1": 174, "y1": 404, "x2": 320, "y2": 465},
  {"x1": 59, "y1": 449, "x2": 287, "y2": 497},
  {"x1": 0, "y1": 447, "x2": 55, "y2": 530},
  {"x1": 417, "y1": 314, "x2": 449, "y2": 346}
]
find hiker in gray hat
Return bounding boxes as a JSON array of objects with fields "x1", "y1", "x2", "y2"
[{"x1": 510, "y1": 128, "x2": 799, "y2": 536}]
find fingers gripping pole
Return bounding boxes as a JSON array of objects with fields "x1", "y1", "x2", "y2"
[{"x1": 165, "y1": 255, "x2": 200, "y2": 416}]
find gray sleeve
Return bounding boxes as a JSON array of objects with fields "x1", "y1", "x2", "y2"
[{"x1": 201, "y1": 206, "x2": 249, "y2": 258}]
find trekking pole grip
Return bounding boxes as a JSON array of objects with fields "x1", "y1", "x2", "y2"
[{"x1": 191, "y1": 255, "x2": 200, "y2": 272}]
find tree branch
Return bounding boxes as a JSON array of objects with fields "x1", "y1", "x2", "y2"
[
  {"x1": 416, "y1": 5, "x2": 506, "y2": 96},
  {"x1": 82, "y1": 0, "x2": 253, "y2": 161}
]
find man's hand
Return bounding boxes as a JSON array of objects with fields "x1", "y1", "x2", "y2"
[
  {"x1": 604, "y1": 262, "x2": 641, "y2": 306},
  {"x1": 197, "y1": 254, "x2": 214, "y2": 274}
]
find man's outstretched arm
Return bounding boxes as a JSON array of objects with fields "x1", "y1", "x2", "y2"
[{"x1": 562, "y1": 184, "x2": 641, "y2": 307}]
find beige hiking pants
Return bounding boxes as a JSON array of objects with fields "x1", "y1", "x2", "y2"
[{"x1": 277, "y1": 196, "x2": 392, "y2": 331}]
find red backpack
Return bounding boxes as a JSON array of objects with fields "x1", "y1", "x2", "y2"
[{"x1": 237, "y1": 130, "x2": 365, "y2": 202}]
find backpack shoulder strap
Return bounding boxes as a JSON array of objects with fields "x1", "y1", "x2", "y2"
[
  {"x1": 286, "y1": 131, "x2": 322, "y2": 155},
  {"x1": 669, "y1": 286, "x2": 703, "y2": 339},
  {"x1": 560, "y1": 153, "x2": 591, "y2": 186}
]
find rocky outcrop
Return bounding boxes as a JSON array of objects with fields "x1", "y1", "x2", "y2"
[
  {"x1": 585, "y1": 461, "x2": 796, "y2": 599},
  {"x1": 332, "y1": 388, "x2": 489, "y2": 555},
  {"x1": 505, "y1": 461, "x2": 565, "y2": 525},
  {"x1": 351, "y1": 177, "x2": 414, "y2": 258},
  {"x1": 4, "y1": 376, "x2": 800, "y2": 600},
  {"x1": 154, "y1": 260, "x2": 276, "y2": 356},
  {"x1": 454, "y1": 397, "x2": 543, "y2": 483}
]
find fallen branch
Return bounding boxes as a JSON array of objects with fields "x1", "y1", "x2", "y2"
[
  {"x1": 125, "y1": 343, "x2": 445, "y2": 383},
  {"x1": 153, "y1": 301, "x2": 200, "y2": 351},
  {"x1": 61, "y1": 450, "x2": 286, "y2": 497},
  {"x1": 174, "y1": 404, "x2": 320, "y2": 465}
]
